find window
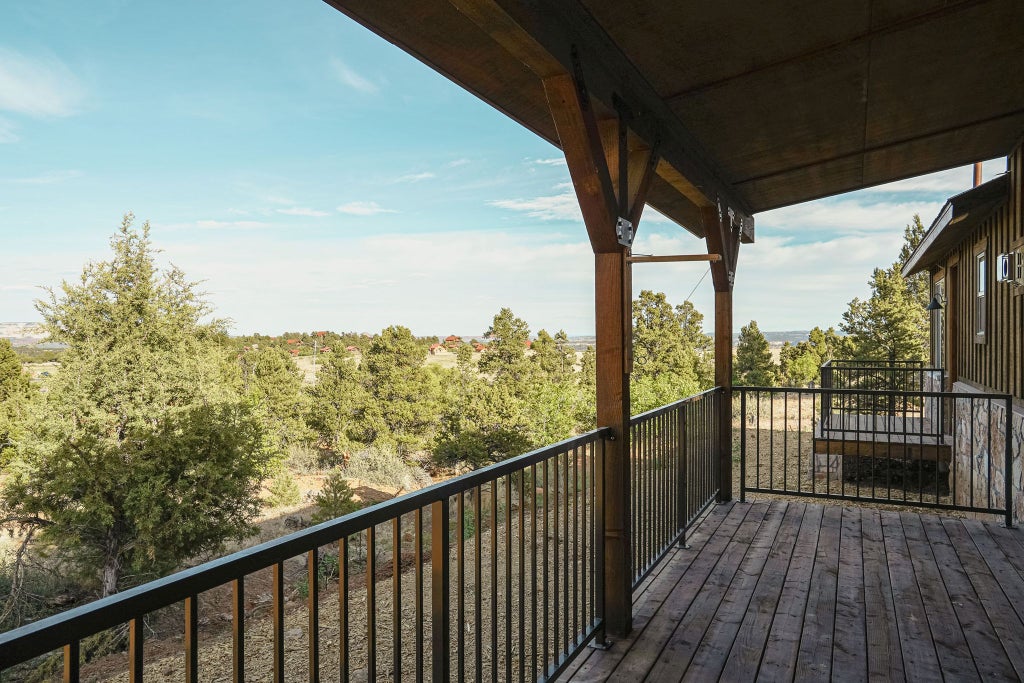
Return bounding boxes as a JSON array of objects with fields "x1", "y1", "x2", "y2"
[{"x1": 975, "y1": 249, "x2": 986, "y2": 341}]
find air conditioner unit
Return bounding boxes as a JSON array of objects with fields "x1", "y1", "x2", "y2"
[{"x1": 996, "y1": 251, "x2": 1023, "y2": 285}]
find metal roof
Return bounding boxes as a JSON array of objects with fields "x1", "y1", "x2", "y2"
[{"x1": 325, "y1": 0, "x2": 1024, "y2": 238}]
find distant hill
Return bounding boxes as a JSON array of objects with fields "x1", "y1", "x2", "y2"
[
  {"x1": 0, "y1": 322, "x2": 47, "y2": 346},
  {"x1": 566, "y1": 331, "x2": 820, "y2": 349},
  {"x1": 734, "y1": 330, "x2": 816, "y2": 346}
]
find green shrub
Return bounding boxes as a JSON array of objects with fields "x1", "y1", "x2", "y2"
[
  {"x1": 312, "y1": 468, "x2": 363, "y2": 524},
  {"x1": 345, "y1": 446, "x2": 432, "y2": 493},
  {"x1": 266, "y1": 471, "x2": 302, "y2": 508}
]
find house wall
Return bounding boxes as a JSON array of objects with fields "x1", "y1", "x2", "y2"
[
  {"x1": 938, "y1": 139, "x2": 1024, "y2": 402},
  {"x1": 951, "y1": 381, "x2": 1024, "y2": 524}
]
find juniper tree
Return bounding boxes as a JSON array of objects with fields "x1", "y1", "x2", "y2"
[
  {"x1": 630, "y1": 290, "x2": 709, "y2": 411},
  {"x1": 306, "y1": 349, "x2": 367, "y2": 456},
  {"x1": 0, "y1": 339, "x2": 31, "y2": 460},
  {"x1": 0, "y1": 215, "x2": 274, "y2": 597},
  {"x1": 238, "y1": 345, "x2": 310, "y2": 451},
  {"x1": 358, "y1": 325, "x2": 441, "y2": 454}
]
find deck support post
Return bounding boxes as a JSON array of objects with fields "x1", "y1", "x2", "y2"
[
  {"x1": 704, "y1": 206, "x2": 739, "y2": 502},
  {"x1": 543, "y1": 65, "x2": 661, "y2": 638},
  {"x1": 595, "y1": 249, "x2": 632, "y2": 637}
]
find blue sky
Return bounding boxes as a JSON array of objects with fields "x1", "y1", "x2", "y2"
[{"x1": 0, "y1": 1, "x2": 1006, "y2": 336}]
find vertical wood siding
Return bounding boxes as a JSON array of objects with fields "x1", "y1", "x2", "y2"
[{"x1": 944, "y1": 140, "x2": 1024, "y2": 401}]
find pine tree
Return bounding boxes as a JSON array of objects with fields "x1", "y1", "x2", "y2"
[
  {"x1": 841, "y1": 215, "x2": 929, "y2": 362},
  {"x1": 1, "y1": 216, "x2": 274, "y2": 597},
  {"x1": 735, "y1": 320, "x2": 778, "y2": 386}
]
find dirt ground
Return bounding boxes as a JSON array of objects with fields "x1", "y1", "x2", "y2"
[{"x1": 75, "y1": 468, "x2": 596, "y2": 683}]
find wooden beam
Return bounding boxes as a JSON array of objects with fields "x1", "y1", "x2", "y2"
[
  {"x1": 448, "y1": 0, "x2": 564, "y2": 78},
  {"x1": 449, "y1": 0, "x2": 753, "y2": 224},
  {"x1": 628, "y1": 254, "x2": 721, "y2": 264},
  {"x1": 544, "y1": 73, "x2": 620, "y2": 253},
  {"x1": 702, "y1": 206, "x2": 737, "y2": 293},
  {"x1": 627, "y1": 147, "x2": 659, "y2": 229}
]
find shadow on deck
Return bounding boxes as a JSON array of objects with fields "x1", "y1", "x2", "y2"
[{"x1": 561, "y1": 500, "x2": 1024, "y2": 682}]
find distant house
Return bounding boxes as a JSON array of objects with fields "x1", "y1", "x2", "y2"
[
  {"x1": 444, "y1": 334, "x2": 462, "y2": 350},
  {"x1": 429, "y1": 343, "x2": 443, "y2": 354},
  {"x1": 345, "y1": 345, "x2": 360, "y2": 353},
  {"x1": 473, "y1": 342, "x2": 486, "y2": 352},
  {"x1": 286, "y1": 339, "x2": 301, "y2": 345},
  {"x1": 524, "y1": 339, "x2": 532, "y2": 349},
  {"x1": 320, "y1": 347, "x2": 331, "y2": 353}
]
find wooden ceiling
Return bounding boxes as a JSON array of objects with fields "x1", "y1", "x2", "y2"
[{"x1": 325, "y1": 0, "x2": 1024, "y2": 238}]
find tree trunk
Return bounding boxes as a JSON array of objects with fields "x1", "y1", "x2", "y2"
[{"x1": 100, "y1": 532, "x2": 122, "y2": 598}]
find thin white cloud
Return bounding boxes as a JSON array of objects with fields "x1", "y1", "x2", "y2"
[
  {"x1": 446, "y1": 158, "x2": 471, "y2": 168},
  {"x1": 276, "y1": 207, "x2": 329, "y2": 217},
  {"x1": 0, "y1": 48, "x2": 85, "y2": 117},
  {"x1": 394, "y1": 172, "x2": 435, "y2": 183},
  {"x1": 532, "y1": 158, "x2": 566, "y2": 166},
  {"x1": 329, "y1": 57, "x2": 379, "y2": 94},
  {"x1": 757, "y1": 198, "x2": 944, "y2": 235},
  {"x1": 490, "y1": 191, "x2": 582, "y2": 222},
  {"x1": 864, "y1": 158, "x2": 1005, "y2": 194},
  {"x1": 337, "y1": 201, "x2": 397, "y2": 216},
  {"x1": 491, "y1": 188, "x2": 674, "y2": 227},
  {"x1": 8, "y1": 170, "x2": 82, "y2": 184},
  {"x1": 161, "y1": 230, "x2": 595, "y2": 335},
  {"x1": 194, "y1": 220, "x2": 272, "y2": 230}
]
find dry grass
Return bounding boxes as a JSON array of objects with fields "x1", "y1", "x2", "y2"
[
  {"x1": 731, "y1": 394, "x2": 976, "y2": 518},
  {"x1": 76, "y1": 463, "x2": 597, "y2": 682}
]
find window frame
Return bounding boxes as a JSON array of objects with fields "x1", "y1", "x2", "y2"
[{"x1": 975, "y1": 240, "x2": 987, "y2": 343}]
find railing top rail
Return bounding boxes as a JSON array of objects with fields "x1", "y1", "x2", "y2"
[
  {"x1": 630, "y1": 386, "x2": 723, "y2": 422},
  {"x1": 822, "y1": 359, "x2": 927, "y2": 368},
  {"x1": 736, "y1": 385, "x2": 1010, "y2": 401},
  {"x1": 0, "y1": 426, "x2": 611, "y2": 667}
]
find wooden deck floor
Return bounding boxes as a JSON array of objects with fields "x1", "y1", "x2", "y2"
[{"x1": 561, "y1": 500, "x2": 1024, "y2": 682}]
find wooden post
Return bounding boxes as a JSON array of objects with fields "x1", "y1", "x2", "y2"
[
  {"x1": 714, "y1": 289, "x2": 733, "y2": 501},
  {"x1": 543, "y1": 69, "x2": 655, "y2": 639},
  {"x1": 704, "y1": 206, "x2": 737, "y2": 502},
  {"x1": 595, "y1": 249, "x2": 632, "y2": 637}
]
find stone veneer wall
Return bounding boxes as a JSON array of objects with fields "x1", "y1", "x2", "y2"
[
  {"x1": 922, "y1": 371, "x2": 942, "y2": 435},
  {"x1": 951, "y1": 381, "x2": 1024, "y2": 524}
]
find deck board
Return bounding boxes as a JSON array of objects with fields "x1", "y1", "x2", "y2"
[
  {"x1": 718, "y1": 503, "x2": 806, "y2": 682},
  {"x1": 561, "y1": 501, "x2": 1024, "y2": 682},
  {"x1": 830, "y1": 508, "x2": 866, "y2": 682}
]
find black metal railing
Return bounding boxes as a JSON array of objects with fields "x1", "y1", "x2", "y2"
[
  {"x1": 820, "y1": 361, "x2": 946, "y2": 438},
  {"x1": 0, "y1": 429, "x2": 610, "y2": 682},
  {"x1": 738, "y1": 386, "x2": 1014, "y2": 526},
  {"x1": 630, "y1": 387, "x2": 722, "y2": 587}
]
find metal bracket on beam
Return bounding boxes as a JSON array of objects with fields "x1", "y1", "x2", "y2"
[{"x1": 616, "y1": 217, "x2": 634, "y2": 246}]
